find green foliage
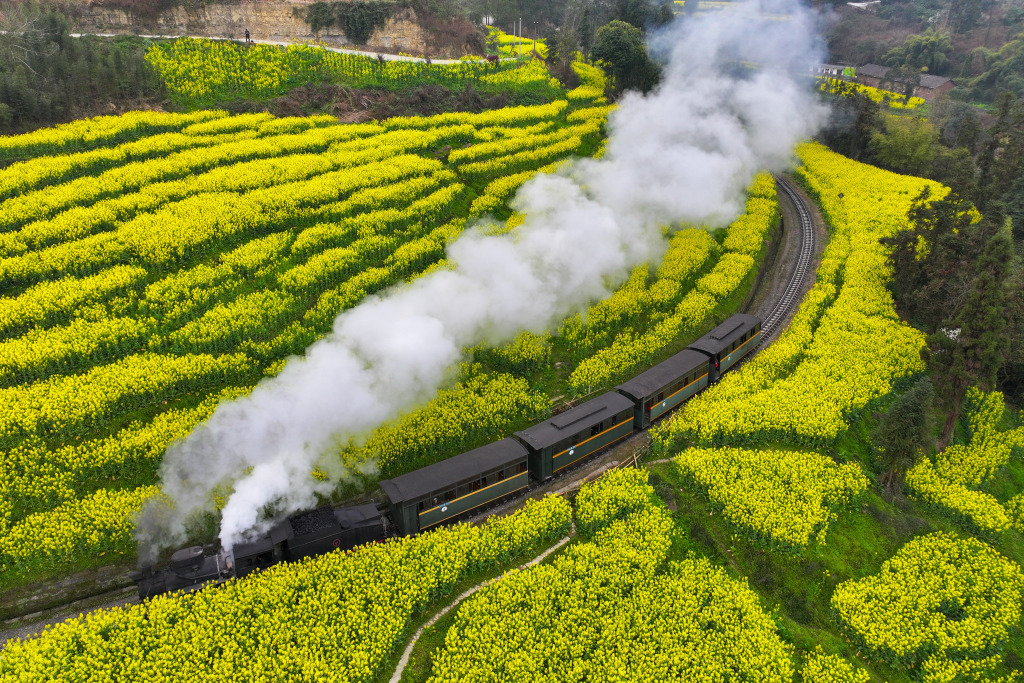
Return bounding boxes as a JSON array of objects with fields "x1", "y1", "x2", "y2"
[
  {"x1": 591, "y1": 19, "x2": 660, "y2": 94},
  {"x1": 612, "y1": 0, "x2": 674, "y2": 31},
  {"x1": 877, "y1": 0, "x2": 947, "y2": 25},
  {"x1": 0, "y1": 11, "x2": 163, "y2": 133},
  {"x1": 926, "y1": 218, "x2": 1014, "y2": 445},
  {"x1": 964, "y1": 34, "x2": 1024, "y2": 100},
  {"x1": 872, "y1": 375, "x2": 934, "y2": 492},
  {"x1": 869, "y1": 114, "x2": 937, "y2": 177},
  {"x1": 946, "y1": 0, "x2": 994, "y2": 34},
  {"x1": 884, "y1": 189, "x2": 1016, "y2": 445},
  {"x1": 883, "y1": 28, "x2": 952, "y2": 75},
  {"x1": 882, "y1": 190, "x2": 982, "y2": 333},
  {"x1": 306, "y1": 1, "x2": 396, "y2": 44}
]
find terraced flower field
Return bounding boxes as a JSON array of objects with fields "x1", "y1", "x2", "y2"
[
  {"x1": 0, "y1": 53, "x2": 782, "y2": 587},
  {"x1": 0, "y1": 66, "x2": 611, "y2": 584}
]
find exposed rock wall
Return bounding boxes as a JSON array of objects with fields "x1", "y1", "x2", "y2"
[{"x1": 73, "y1": 0, "x2": 429, "y2": 55}]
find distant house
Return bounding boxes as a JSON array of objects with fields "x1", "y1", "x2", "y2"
[
  {"x1": 812, "y1": 64, "x2": 856, "y2": 80},
  {"x1": 856, "y1": 63, "x2": 955, "y2": 101}
]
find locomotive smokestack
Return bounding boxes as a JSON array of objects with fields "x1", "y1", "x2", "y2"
[{"x1": 138, "y1": 0, "x2": 828, "y2": 556}]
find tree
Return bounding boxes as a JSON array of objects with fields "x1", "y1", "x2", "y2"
[
  {"x1": 1002, "y1": 171, "x2": 1024, "y2": 242},
  {"x1": 612, "y1": 0, "x2": 673, "y2": 30},
  {"x1": 591, "y1": 19, "x2": 660, "y2": 94},
  {"x1": 869, "y1": 114, "x2": 937, "y2": 177},
  {"x1": 817, "y1": 80, "x2": 883, "y2": 161},
  {"x1": 882, "y1": 192, "x2": 1014, "y2": 447},
  {"x1": 930, "y1": 145, "x2": 978, "y2": 199},
  {"x1": 872, "y1": 376, "x2": 934, "y2": 494},
  {"x1": 965, "y1": 34, "x2": 1024, "y2": 100},
  {"x1": 883, "y1": 190, "x2": 980, "y2": 331},
  {"x1": 1001, "y1": 258, "x2": 1024, "y2": 405},
  {"x1": 578, "y1": 6, "x2": 594, "y2": 57},
  {"x1": 933, "y1": 99, "x2": 981, "y2": 153},
  {"x1": 927, "y1": 217, "x2": 1013, "y2": 446},
  {"x1": 947, "y1": 0, "x2": 993, "y2": 34},
  {"x1": 883, "y1": 28, "x2": 952, "y2": 75}
]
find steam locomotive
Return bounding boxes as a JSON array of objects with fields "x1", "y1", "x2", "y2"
[{"x1": 133, "y1": 313, "x2": 762, "y2": 599}]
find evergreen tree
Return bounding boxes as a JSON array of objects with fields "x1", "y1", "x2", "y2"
[
  {"x1": 927, "y1": 217, "x2": 1014, "y2": 446},
  {"x1": 883, "y1": 194, "x2": 1014, "y2": 448},
  {"x1": 882, "y1": 190, "x2": 978, "y2": 331},
  {"x1": 872, "y1": 376, "x2": 934, "y2": 494}
]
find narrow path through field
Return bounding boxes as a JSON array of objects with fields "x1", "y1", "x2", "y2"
[{"x1": 388, "y1": 531, "x2": 574, "y2": 683}]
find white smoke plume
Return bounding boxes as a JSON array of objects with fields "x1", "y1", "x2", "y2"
[{"x1": 137, "y1": 0, "x2": 828, "y2": 558}]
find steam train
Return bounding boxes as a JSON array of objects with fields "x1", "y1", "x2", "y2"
[{"x1": 133, "y1": 313, "x2": 762, "y2": 599}]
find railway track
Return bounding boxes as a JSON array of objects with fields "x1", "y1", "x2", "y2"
[
  {"x1": 0, "y1": 173, "x2": 824, "y2": 647},
  {"x1": 759, "y1": 173, "x2": 817, "y2": 347}
]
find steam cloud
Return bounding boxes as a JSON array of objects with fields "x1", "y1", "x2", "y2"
[{"x1": 137, "y1": 0, "x2": 828, "y2": 558}]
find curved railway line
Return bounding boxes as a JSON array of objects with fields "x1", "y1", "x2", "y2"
[
  {"x1": 0, "y1": 172, "x2": 825, "y2": 650},
  {"x1": 760, "y1": 173, "x2": 816, "y2": 346}
]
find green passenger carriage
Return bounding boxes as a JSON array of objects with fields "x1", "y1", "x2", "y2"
[
  {"x1": 514, "y1": 392, "x2": 635, "y2": 481},
  {"x1": 380, "y1": 438, "x2": 530, "y2": 536},
  {"x1": 688, "y1": 313, "x2": 762, "y2": 382},
  {"x1": 615, "y1": 349, "x2": 710, "y2": 429}
]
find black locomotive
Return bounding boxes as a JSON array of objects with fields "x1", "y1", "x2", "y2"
[{"x1": 134, "y1": 314, "x2": 762, "y2": 599}]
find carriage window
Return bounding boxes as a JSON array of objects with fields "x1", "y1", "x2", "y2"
[
  {"x1": 481, "y1": 476, "x2": 488, "y2": 487},
  {"x1": 519, "y1": 462, "x2": 528, "y2": 473},
  {"x1": 418, "y1": 501, "x2": 425, "y2": 511},
  {"x1": 657, "y1": 392, "x2": 665, "y2": 402},
  {"x1": 445, "y1": 490, "x2": 455, "y2": 502},
  {"x1": 472, "y1": 479, "x2": 482, "y2": 491},
  {"x1": 591, "y1": 421, "x2": 604, "y2": 436},
  {"x1": 497, "y1": 470, "x2": 505, "y2": 482}
]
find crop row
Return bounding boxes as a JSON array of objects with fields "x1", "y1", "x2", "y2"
[
  {"x1": 146, "y1": 38, "x2": 562, "y2": 104},
  {"x1": 0, "y1": 90, "x2": 610, "y2": 579},
  {"x1": 654, "y1": 142, "x2": 939, "y2": 450},
  {"x1": 832, "y1": 532, "x2": 1023, "y2": 674},
  {"x1": 818, "y1": 77, "x2": 924, "y2": 110},
  {"x1": 674, "y1": 446, "x2": 869, "y2": 550},
  {"x1": 906, "y1": 388, "x2": 1024, "y2": 534},
  {"x1": 0, "y1": 495, "x2": 572, "y2": 680},
  {"x1": 429, "y1": 469, "x2": 799, "y2": 682},
  {"x1": 0, "y1": 110, "x2": 227, "y2": 162},
  {"x1": 566, "y1": 173, "x2": 776, "y2": 393}
]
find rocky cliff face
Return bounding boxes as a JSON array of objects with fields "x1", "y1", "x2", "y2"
[{"x1": 74, "y1": 0, "x2": 430, "y2": 55}]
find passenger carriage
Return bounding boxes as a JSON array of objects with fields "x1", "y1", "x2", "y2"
[
  {"x1": 616, "y1": 349, "x2": 710, "y2": 429},
  {"x1": 380, "y1": 438, "x2": 530, "y2": 536},
  {"x1": 514, "y1": 392, "x2": 634, "y2": 481},
  {"x1": 687, "y1": 313, "x2": 762, "y2": 382}
]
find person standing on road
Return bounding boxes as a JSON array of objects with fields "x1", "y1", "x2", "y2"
[{"x1": 245, "y1": 29, "x2": 251, "y2": 44}]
